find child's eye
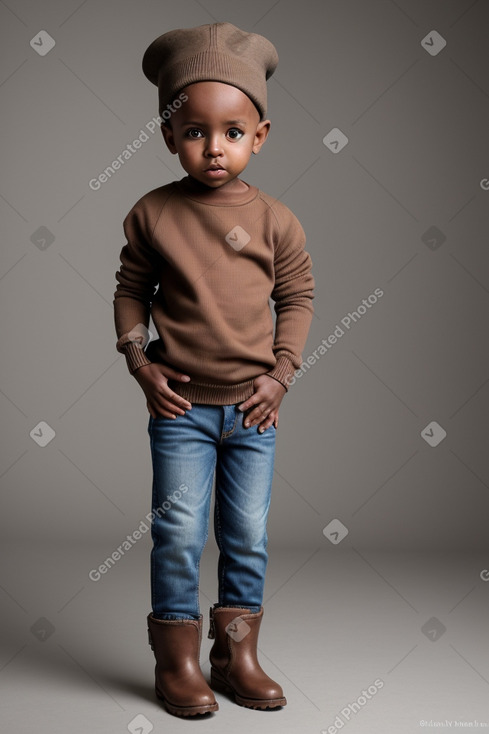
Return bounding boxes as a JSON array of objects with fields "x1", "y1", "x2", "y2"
[
  {"x1": 186, "y1": 128, "x2": 204, "y2": 139},
  {"x1": 227, "y1": 128, "x2": 244, "y2": 140}
]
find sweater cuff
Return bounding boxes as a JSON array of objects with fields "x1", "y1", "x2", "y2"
[
  {"x1": 266, "y1": 355, "x2": 296, "y2": 391},
  {"x1": 121, "y1": 341, "x2": 152, "y2": 375}
]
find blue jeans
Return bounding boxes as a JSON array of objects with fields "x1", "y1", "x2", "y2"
[{"x1": 147, "y1": 403, "x2": 276, "y2": 620}]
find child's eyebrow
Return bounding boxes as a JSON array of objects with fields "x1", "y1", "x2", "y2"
[{"x1": 182, "y1": 119, "x2": 248, "y2": 127}]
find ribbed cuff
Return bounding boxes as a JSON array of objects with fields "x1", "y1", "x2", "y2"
[
  {"x1": 122, "y1": 341, "x2": 152, "y2": 375},
  {"x1": 266, "y1": 355, "x2": 296, "y2": 391}
]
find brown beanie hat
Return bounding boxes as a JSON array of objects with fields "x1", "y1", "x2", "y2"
[{"x1": 142, "y1": 22, "x2": 278, "y2": 120}]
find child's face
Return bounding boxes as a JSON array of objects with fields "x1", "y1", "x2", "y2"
[{"x1": 161, "y1": 81, "x2": 270, "y2": 190}]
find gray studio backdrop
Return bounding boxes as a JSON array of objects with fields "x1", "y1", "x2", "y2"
[{"x1": 1, "y1": 0, "x2": 489, "y2": 553}]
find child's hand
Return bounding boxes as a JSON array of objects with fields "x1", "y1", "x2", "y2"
[
  {"x1": 133, "y1": 363, "x2": 192, "y2": 419},
  {"x1": 238, "y1": 374, "x2": 286, "y2": 432}
]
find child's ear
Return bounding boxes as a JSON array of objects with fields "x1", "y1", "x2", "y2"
[
  {"x1": 161, "y1": 123, "x2": 178, "y2": 154},
  {"x1": 252, "y1": 120, "x2": 271, "y2": 155}
]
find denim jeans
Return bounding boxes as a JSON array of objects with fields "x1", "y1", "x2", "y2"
[{"x1": 147, "y1": 403, "x2": 276, "y2": 620}]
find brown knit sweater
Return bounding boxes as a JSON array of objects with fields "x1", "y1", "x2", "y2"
[{"x1": 113, "y1": 175, "x2": 314, "y2": 405}]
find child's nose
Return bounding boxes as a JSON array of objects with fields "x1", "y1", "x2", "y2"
[{"x1": 205, "y1": 135, "x2": 223, "y2": 156}]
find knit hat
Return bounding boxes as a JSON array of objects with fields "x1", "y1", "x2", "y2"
[{"x1": 142, "y1": 22, "x2": 278, "y2": 120}]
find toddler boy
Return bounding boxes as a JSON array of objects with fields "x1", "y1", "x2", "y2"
[{"x1": 114, "y1": 21, "x2": 314, "y2": 717}]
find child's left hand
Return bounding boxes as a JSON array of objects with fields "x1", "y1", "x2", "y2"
[{"x1": 238, "y1": 374, "x2": 286, "y2": 432}]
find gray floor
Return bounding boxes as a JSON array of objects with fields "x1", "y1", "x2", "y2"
[{"x1": 1, "y1": 541, "x2": 488, "y2": 733}]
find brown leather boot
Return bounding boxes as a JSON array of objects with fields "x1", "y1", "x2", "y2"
[
  {"x1": 147, "y1": 613, "x2": 218, "y2": 717},
  {"x1": 208, "y1": 606, "x2": 287, "y2": 709}
]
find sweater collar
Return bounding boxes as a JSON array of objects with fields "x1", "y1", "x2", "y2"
[{"x1": 175, "y1": 175, "x2": 259, "y2": 206}]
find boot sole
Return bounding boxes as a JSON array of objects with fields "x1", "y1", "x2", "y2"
[
  {"x1": 156, "y1": 689, "x2": 218, "y2": 716},
  {"x1": 210, "y1": 668, "x2": 287, "y2": 709}
]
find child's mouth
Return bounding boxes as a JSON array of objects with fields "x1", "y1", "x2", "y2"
[{"x1": 204, "y1": 167, "x2": 226, "y2": 177}]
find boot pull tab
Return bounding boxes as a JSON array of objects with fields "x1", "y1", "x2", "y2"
[{"x1": 208, "y1": 606, "x2": 216, "y2": 639}]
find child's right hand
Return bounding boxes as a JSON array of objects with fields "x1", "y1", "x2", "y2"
[{"x1": 133, "y1": 363, "x2": 192, "y2": 419}]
